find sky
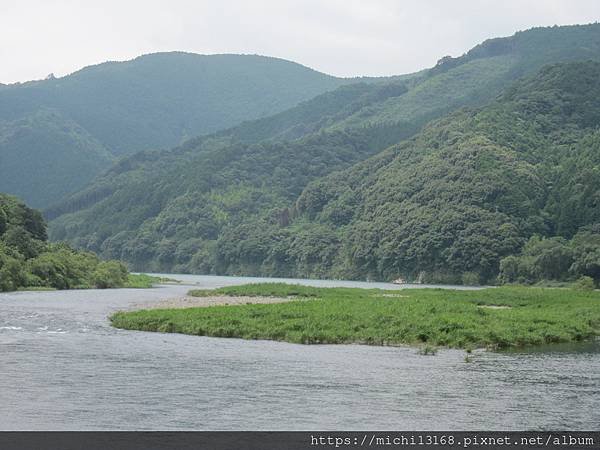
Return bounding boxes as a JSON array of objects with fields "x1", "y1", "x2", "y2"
[{"x1": 1, "y1": 0, "x2": 599, "y2": 84}]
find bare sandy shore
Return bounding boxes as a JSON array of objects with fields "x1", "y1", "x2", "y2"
[{"x1": 129, "y1": 295, "x2": 298, "y2": 310}]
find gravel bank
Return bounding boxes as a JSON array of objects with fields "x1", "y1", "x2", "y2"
[{"x1": 129, "y1": 295, "x2": 299, "y2": 310}]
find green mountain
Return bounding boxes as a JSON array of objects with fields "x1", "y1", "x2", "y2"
[
  {"x1": 0, "y1": 53, "x2": 353, "y2": 206},
  {"x1": 328, "y1": 24, "x2": 600, "y2": 134},
  {"x1": 49, "y1": 24, "x2": 600, "y2": 281},
  {"x1": 0, "y1": 53, "x2": 351, "y2": 155},
  {"x1": 280, "y1": 61, "x2": 600, "y2": 283},
  {"x1": 0, "y1": 109, "x2": 114, "y2": 208}
]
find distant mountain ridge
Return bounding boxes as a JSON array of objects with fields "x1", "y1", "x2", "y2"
[
  {"x1": 329, "y1": 23, "x2": 600, "y2": 132},
  {"x1": 0, "y1": 52, "x2": 358, "y2": 206},
  {"x1": 48, "y1": 24, "x2": 600, "y2": 281},
  {"x1": 0, "y1": 52, "x2": 353, "y2": 155}
]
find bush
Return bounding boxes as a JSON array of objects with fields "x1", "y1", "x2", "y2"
[
  {"x1": 28, "y1": 253, "x2": 70, "y2": 289},
  {"x1": 92, "y1": 261, "x2": 128, "y2": 289},
  {"x1": 500, "y1": 231, "x2": 600, "y2": 286},
  {"x1": 0, "y1": 252, "x2": 26, "y2": 291},
  {"x1": 461, "y1": 272, "x2": 481, "y2": 286},
  {"x1": 23, "y1": 272, "x2": 44, "y2": 287},
  {"x1": 574, "y1": 276, "x2": 596, "y2": 291}
]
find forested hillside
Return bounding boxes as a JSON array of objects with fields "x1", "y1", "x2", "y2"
[
  {"x1": 274, "y1": 61, "x2": 600, "y2": 284},
  {"x1": 49, "y1": 25, "x2": 600, "y2": 283},
  {"x1": 329, "y1": 23, "x2": 600, "y2": 134},
  {"x1": 47, "y1": 79, "x2": 416, "y2": 236},
  {"x1": 0, "y1": 53, "x2": 352, "y2": 206},
  {"x1": 0, "y1": 193, "x2": 128, "y2": 291},
  {"x1": 0, "y1": 110, "x2": 114, "y2": 208},
  {"x1": 0, "y1": 53, "x2": 350, "y2": 155}
]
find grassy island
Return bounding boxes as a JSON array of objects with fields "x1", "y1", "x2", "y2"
[{"x1": 110, "y1": 283, "x2": 600, "y2": 350}]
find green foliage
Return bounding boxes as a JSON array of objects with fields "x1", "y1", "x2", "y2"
[
  {"x1": 92, "y1": 261, "x2": 128, "y2": 289},
  {"x1": 123, "y1": 273, "x2": 167, "y2": 288},
  {"x1": 2, "y1": 226, "x2": 45, "y2": 259},
  {"x1": 0, "y1": 207, "x2": 7, "y2": 235},
  {"x1": 189, "y1": 283, "x2": 322, "y2": 298},
  {"x1": 0, "y1": 193, "x2": 130, "y2": 291},
  {"x1": 574, "y1": 276, "x2": 595, "y2": 291},
  {"x1": 461, "y1": 272, "x2": 481, "y2": 286},
  {"x1": 569, "y1": 225, "x2": 600, "y2": 284},
  {"x1": 500, "y1": 227, "x2": 600, "y2": 286},
  {"x1": 0, "y1": 245, "x2": 26, "y2": 291},
  {"x1": 48, "y1": 26, "x2": 600, "y2": 282},
  {"x1": 111, "y1": 284, "x2": 600, "y2": 349},
  {"x1": 273, "y1": 61, "x2": 600, "y2": 283}
]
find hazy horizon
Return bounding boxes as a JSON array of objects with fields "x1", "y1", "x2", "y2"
[{"x1": 2, "y1": 0, "x2": 599, "y2": 84}]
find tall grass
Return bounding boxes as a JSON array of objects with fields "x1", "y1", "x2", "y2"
[
  {"x1": 111, "y1": 284, "x2": 600, "y2": 349},
  {"x1": 123, "y1": 274, "x2": 177, "y2": 288}
]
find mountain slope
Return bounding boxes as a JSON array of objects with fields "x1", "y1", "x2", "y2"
[
  {"x1": 332, "y1": 23, "x2": 600, "y2": 133},
  {"x1": 0, "y1": 53, "x2": 357, "y2": 208},
  {"x1": 47, "y1": 80, "x2": 417, "y2": 267},
  {"x1": 49, "y1": 24, "x2": 600, "y2": 276},
  {"x1": 0, "y1": 110, "x2": 114, "y2": 207},
  {"x1": 45, "y1": 78, "x2": 411, "y2": 220},
  {"x1": 250, "y1": 61, "x2": 600, "y2": 282},
  {"x1": 0, "y1": 53, "x2": 351, "y2": 156}
]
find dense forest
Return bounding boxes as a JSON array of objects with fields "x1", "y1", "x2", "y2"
[
  {"x1": 0, "y1": 193, "x2": 128, "y2": 291},
  {"x1": 47, "y1": 24, "x2": 600, "y2": 286},
  {"x1": 0, "y1": 110, "x2": 114, "y2": 207},
  {"x1": 269, "y1": 61, "x2": 600, "y2": 284},
  {"x1": 0, "y1": 53, "x2": 353, "y2": 206},
  {"x1": 499, "y1": 229, "x2": 600, "y2": 288}
]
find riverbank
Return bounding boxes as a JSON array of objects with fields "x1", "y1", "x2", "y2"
[
  {"x1": 11, "y1": 273, "x2": 171, "y2": 292},
  {"x1": 129, "y1": 293, "x2": 301, "y2": 310},
  {"x1": 110, "y1": 283, "x2": 600, "y2": 349}
]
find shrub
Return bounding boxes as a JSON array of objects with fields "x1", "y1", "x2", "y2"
[
  {"x1": 461, "y1": 271, "x2": 481, "y2": 286},
  {"x1": 574, "y1": 276, "x2": 596, "y2": 291},
  {"x1": 92, "y1": 261, "x2": 128, "y2": 289},
  {"x1": 28, "y1": 253, "x2": 70, "y2": 289},
  {"x1": 0, "y1": 252, "x2": 26, "y2": 291}
]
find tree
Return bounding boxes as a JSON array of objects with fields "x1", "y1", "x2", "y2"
[
  {"x1": 0, "y1": 208, "x2": 7, "y2": 236},
  {"x1": 0, "y1": 247, "x2": 25, "y2": 291},
  {"x1": 92, "y1": 261, "x2": 128, "y2": 289}
]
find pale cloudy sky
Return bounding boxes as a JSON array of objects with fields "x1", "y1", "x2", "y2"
[{"x1": 1, "y1": 0, "x2": 599, "y2": 83}]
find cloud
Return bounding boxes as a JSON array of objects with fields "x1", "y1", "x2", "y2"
[{"x1": 1, "y1": 0, "x2": 599, "y2": 83}]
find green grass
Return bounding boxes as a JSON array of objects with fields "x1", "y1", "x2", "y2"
[
  {"x1": 123, "y1": 273, "x2": 178, "y2": 288},
  {"x1": 110, "y1": 283, "x2": 600, "y2": 349},
  {"x1": 188, "y1": 283, "x2": 321, "y2": 298}
]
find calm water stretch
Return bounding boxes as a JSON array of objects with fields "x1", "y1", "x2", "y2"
[{"x1": 0, "y1": 274, "x2": 598, "y2": 430}]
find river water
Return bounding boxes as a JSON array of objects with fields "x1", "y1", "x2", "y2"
[{"x1": 0, "y1": 274, "x2": 598, "y2": 430}]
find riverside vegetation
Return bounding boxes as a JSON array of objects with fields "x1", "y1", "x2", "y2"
[
  {"x1": 110, "y1": 283, "x2": 600, "y2": 350},
  {"x1": 47, "y1": 24, "x2": 600, "y2": 287},
  {"x1": 0, "y1": 193, "x2": 160, "y2": 291}
]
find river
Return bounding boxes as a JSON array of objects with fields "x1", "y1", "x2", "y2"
[{"x1": 0, "y1": 274, "x2": 598, "y2": 430}]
